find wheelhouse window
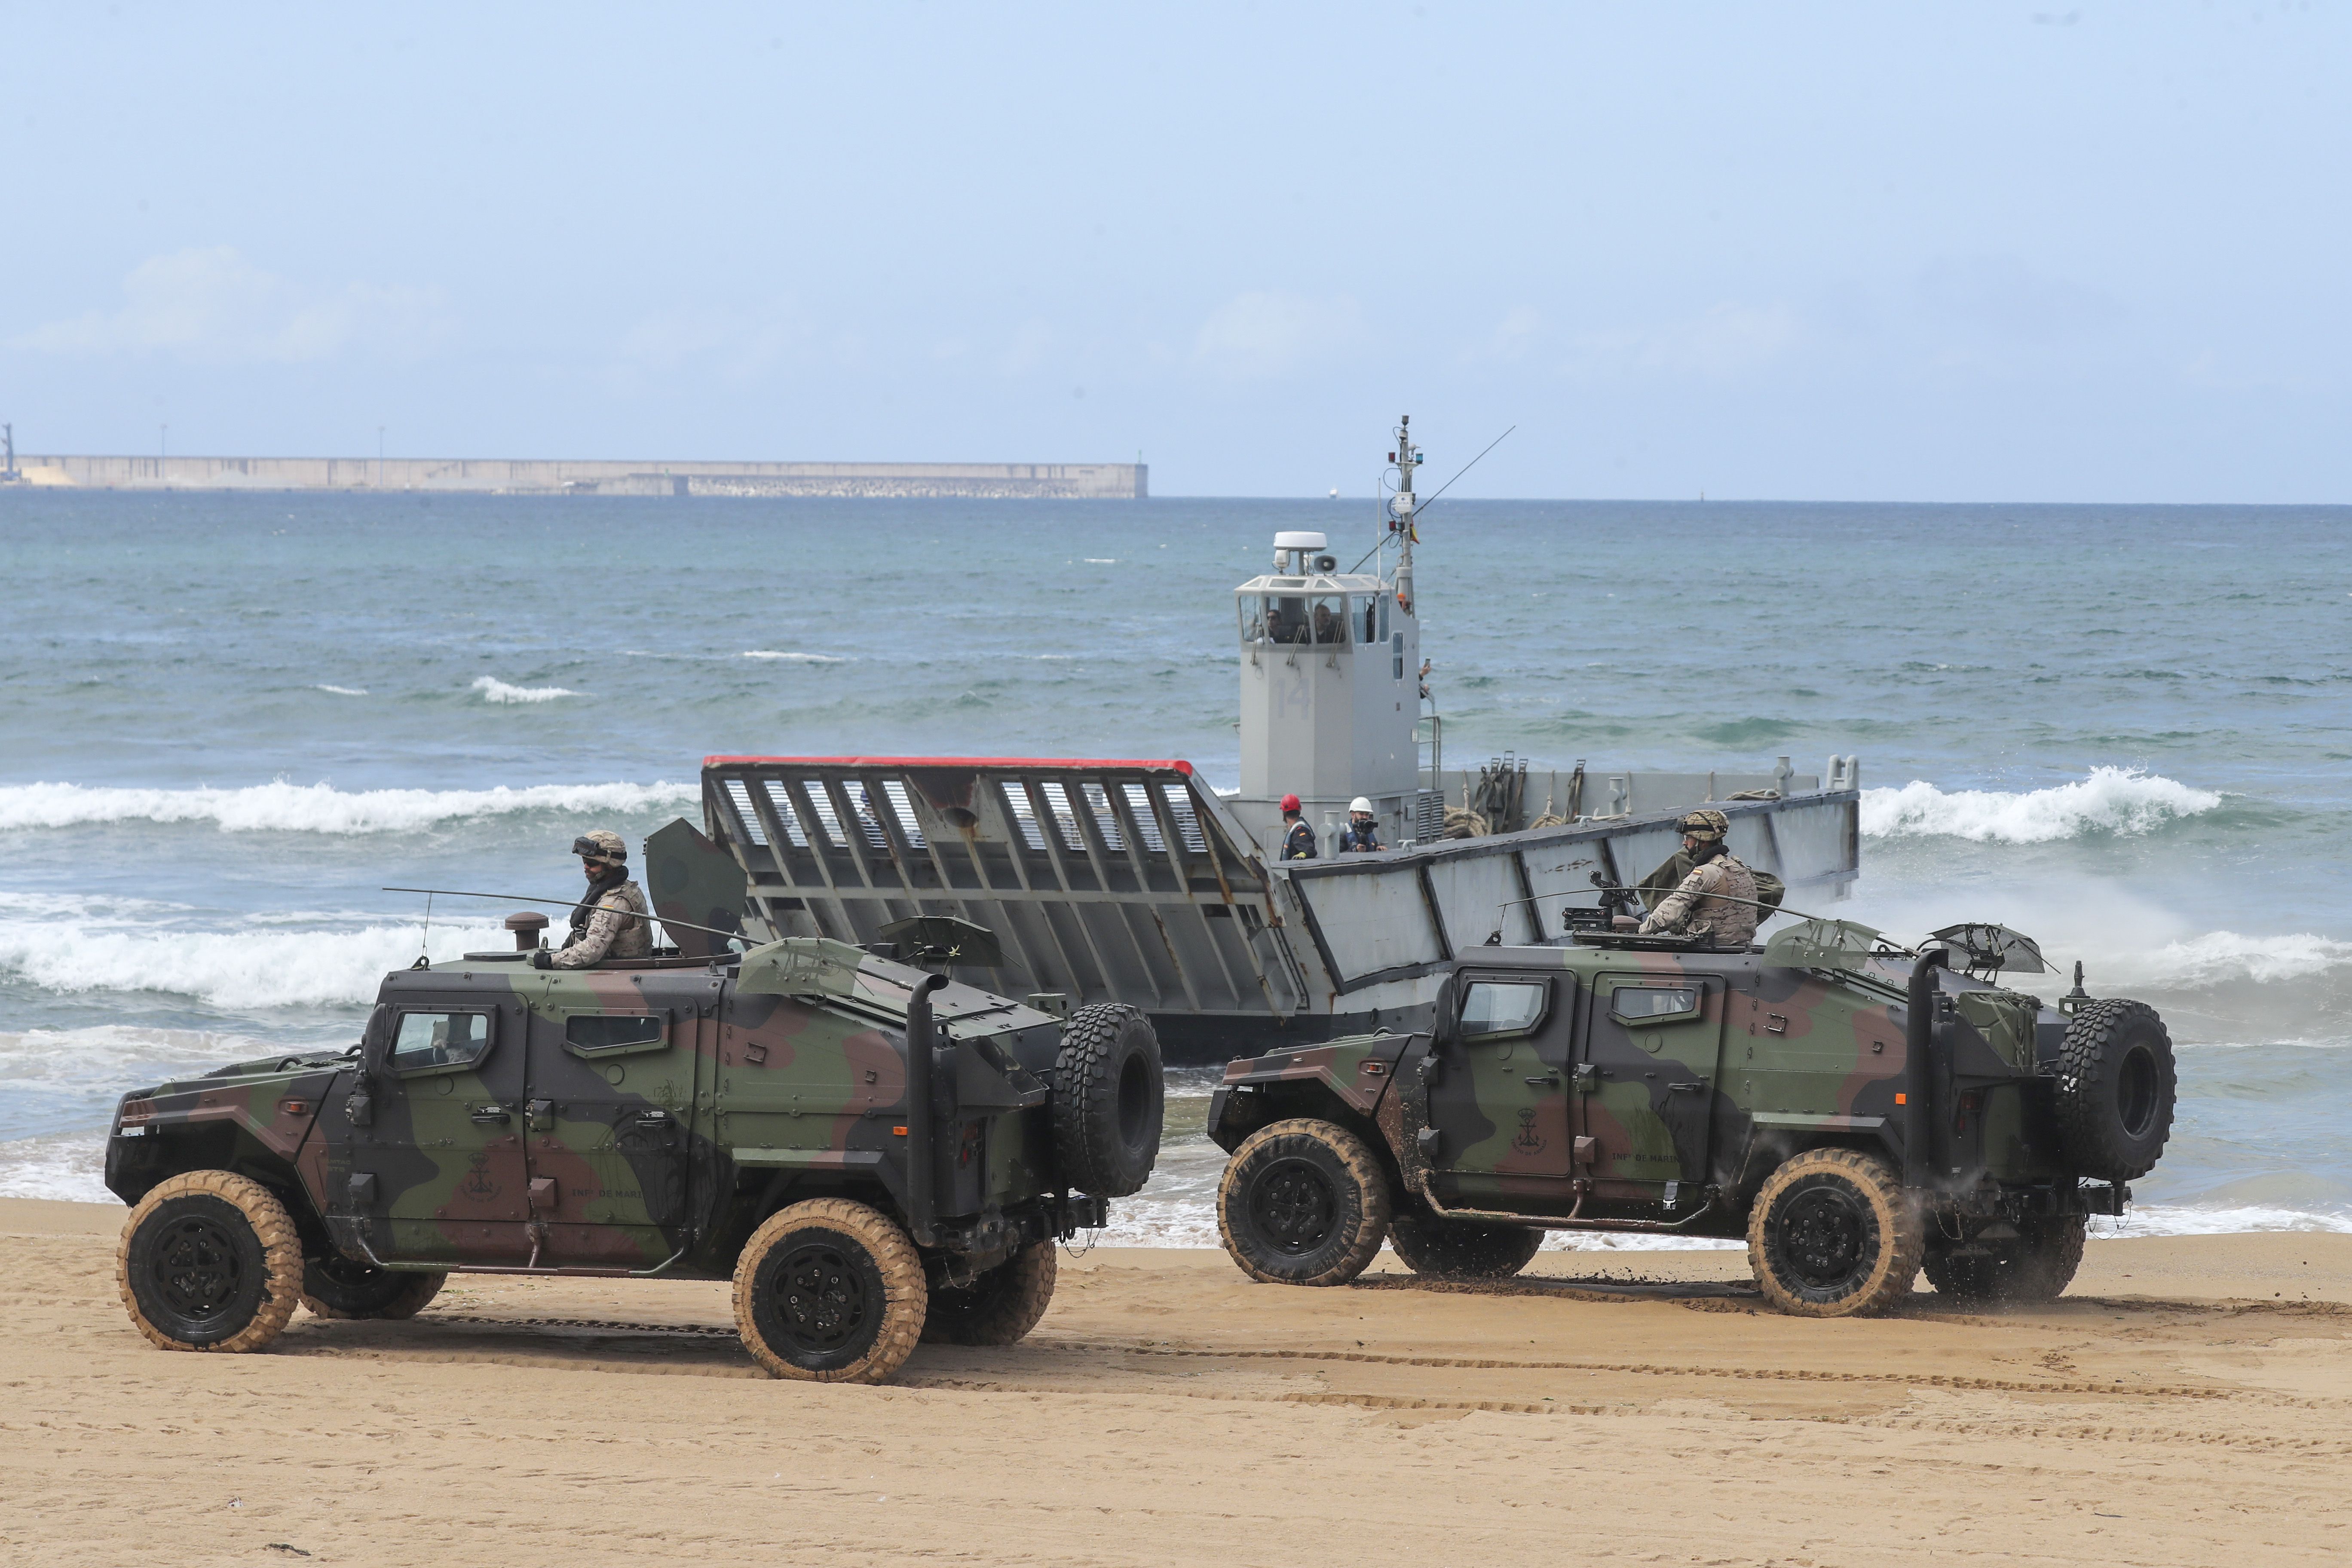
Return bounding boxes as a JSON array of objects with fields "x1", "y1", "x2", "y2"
[
  {"x1": 387, "y1": 1011, "x2": 494, "y2": 1072},
  {"x1": 1459, "y1": 980, "x2": 1548, "y2": 1041},
  {"x1": 1609, "y1": 986, "x2": 1701, "y2": 1024}
]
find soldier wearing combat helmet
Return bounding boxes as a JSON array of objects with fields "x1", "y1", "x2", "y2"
[
  {"x1": 1638, "y1": 809, "x2": 1761, "y2": 946},
  {"x1": 536, "y1": 829, "x2": 654, "y2": 969}
]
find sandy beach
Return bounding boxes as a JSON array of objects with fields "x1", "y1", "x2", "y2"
[{"x1": 0, "y1": 1199, "x2": 2346, "y2": 1565}]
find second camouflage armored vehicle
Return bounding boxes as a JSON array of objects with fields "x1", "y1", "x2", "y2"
[
  {"x1": 103, "y1": 875, "x2": 1165, "y2": 1385},
  {"x1": 1207, "y1": 916, "x2": 2175, "y2": 1315}
]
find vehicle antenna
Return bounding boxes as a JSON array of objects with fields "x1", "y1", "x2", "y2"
[
  {"x1": 382, "y1": 885, "x2": 747, "y2": 944},
  {"x1": 416, "y1": 891, "x2": 434, "y2": 968}
]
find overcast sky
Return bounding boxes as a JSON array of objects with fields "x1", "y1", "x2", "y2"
[{"x1": 1, "y1": 3, "x2": 2343, "y2": 500}]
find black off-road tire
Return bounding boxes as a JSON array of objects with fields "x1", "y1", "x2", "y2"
[
  {"x1": 1923, "y1": 1214, "x2": 2088, "y2": 1305},
  {"x1": 117, "y1": 1170, "x2": 304, "y2": 1353},
  {"x1": 1052, "y1": 1003, "x2": 1164, "y2": 1198},
  {"x1": 300, "y1": 1255, "x2": 447, "y2": 1320},
  {"x1": 1747, "y1": 1148, "x2": 1925, "y2": 1318},
  {"x1": 922, "y1": 1240, "x2": 1057, "y2": 1346},
  {"x1": 733, "y1": 1198, "x2": 927, "y2": 1384},
  {"x1": 1387, "y1": 1208, "x2": 1544, "y2": 1279},
  {"x1": 1217, "y1": 1118, "x2": 1392, "y2": 1286},
  {"x1": 2054, "y1": 999, "x2": 2175, "y2": 1182}
]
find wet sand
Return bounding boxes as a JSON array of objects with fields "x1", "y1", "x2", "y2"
[{"x1": 4, "y1": 1197, "x2": 2349, "y2": 1565}]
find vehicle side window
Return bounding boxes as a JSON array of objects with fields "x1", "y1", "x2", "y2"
[
  {"x1": 1610, "y1": 986, "x2": 1701, "y2": 1024},
  {"x1": 564, "y1": 1014, "x2": 668, "y2": 1054},
  {"x1": 1460, "y1": 980, "x2": 1547, "y2": 1041},
  {"x1": 387, "y1": 1011, "x2": 494, "y2": 1072}
]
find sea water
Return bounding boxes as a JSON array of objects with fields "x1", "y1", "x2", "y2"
[{"x1": 2, "y1": 491, "x2": 2345, "y2": 1248}]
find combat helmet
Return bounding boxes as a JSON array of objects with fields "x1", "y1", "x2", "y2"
[
  {"x1": 1673, "y1": 809, "x2": 1731, "y2": 842},
  {"x1": 572, "y1": 828, "x2": 629, "y2": 865}
]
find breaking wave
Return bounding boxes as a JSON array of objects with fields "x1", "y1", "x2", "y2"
[
  {"x1": 742, "y1": 650, "x2": 847, "y2": 663},
  {"x1": 472, "y1": 676, "x2": 578, "y2": 703},
  {"x1": 0, "y1": 778, "x2": 697, "y2": 834},
  {"x1": 314, "y1": 684, "x2": 368, "y2": 696},
  {"x1": 1860, "y1": 766, "x2": 2223, "y2": 843},
  {"x1": 0, "y1": 919, "x2": 510, "y2": 1010}
]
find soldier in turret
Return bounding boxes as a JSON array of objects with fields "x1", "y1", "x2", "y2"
[
  {"x1": 536, "y1": 829, "x2": 654, "y2": 968},
  {"x1": 1279, "y1": 794, "x2": 1317, "y2": 861},
  {"x1": 1638, "y1": 810, "x2": 1760, "y2": 946}
]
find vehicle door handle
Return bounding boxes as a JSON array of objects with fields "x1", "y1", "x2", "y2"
[
  {"x1": 469, "y1": 1104, "x2": 512, "y2": 1125},
  {"x1": 1667, "y1": 1081, "x2": 1707, "y2": 1093},
  {"x1": 1524, "y1": 1074, "x2": 1559, "y2": 1086}
]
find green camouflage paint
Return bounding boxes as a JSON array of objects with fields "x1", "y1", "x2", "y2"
[
  {"x1": 1210, "y1": 934, "x2": 2119, "y2": 1241},
  {"x1": 108, "y1": 937, "x2": 1092, "y2": 1281}
]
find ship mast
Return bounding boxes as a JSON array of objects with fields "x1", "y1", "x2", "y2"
[{"x1": 1390, "y1": 413, "x2": 1420, "y2": 613}]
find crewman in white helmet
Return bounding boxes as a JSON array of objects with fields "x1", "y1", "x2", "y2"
[{"x1": 1335, "y1": 796, "x2": 1385, "y2": 854}]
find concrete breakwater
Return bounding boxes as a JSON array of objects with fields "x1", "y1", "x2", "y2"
[{"x1": 4, "y1": 454, "x2": 1147, "y2": 499}]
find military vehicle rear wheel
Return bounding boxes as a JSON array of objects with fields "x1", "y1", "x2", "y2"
[
  {"x1": 1747, "y1": 1148, "x2": 1924, "y2": 1317},
  {"x1": 1387, "y1": 1208, "x2": 1544, "y2": 1279},
  {"x1": 922, "y1": 1240, "x2": 1057, "y2": 1345},
  {"x1": 1923, "y1": 1214, "x2": 2087, "y2": 1305},
  {"x1": 1053, "y1": 1004, "x2": 1165, "y2": 1198},
  {"x1": 733, "y1": 1198, "x2": 927, "y2": 1384},
  {"x1": 2055, "y1": 999, "x2": 2176, "y2": 1182},
  {"x1": 1217, "y1": 1118, "x2": 1391, "y2": 1286},
  {"x1": 300, "y1": 1254, "x2": 447, "y2": 1320},
  {"x1": 116, "y1": 1170, "x2": 303, "y2": 1354}
]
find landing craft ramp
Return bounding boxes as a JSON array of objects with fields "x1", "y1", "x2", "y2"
[{"x1": 700, "y1": 755, "x2": 1860, "y2": 1062}]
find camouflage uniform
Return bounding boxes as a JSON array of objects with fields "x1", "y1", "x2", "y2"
[
  {"x1": 551, "y1": 829, "x2": 654, "y2": 968},
  {"x1": 1639, "y1": 853, "x2": 1760, "y2": 945}
]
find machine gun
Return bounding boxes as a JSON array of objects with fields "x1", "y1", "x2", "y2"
[{"x1": 1560, "y1": 871, "x2": 1644, "y2": 934}]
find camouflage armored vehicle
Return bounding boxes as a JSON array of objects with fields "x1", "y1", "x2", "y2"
[
  {"x1": 104, "y1": 862, "x2": 1164, "y2": 1384},
  {"x1": 1207, "y1": 916, "x2": 2175, "y2": 1315}
]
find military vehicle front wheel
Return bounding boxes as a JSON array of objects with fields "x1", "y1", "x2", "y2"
[
  {"x1": 1923, "y1": 1214, "x2": 2088, "y2": 1305},
  {"x1": 733, "y1": 1199, "x2": 928, "y2": 1384},
  {"x1": 116, "y1": 1170, "x2": 304, "y2": 1354},
  {"x1": 1053, "y1": 1004, "x2": 1165, "y2": 1198},
  {"x1": 2055, "y1": 999, "x2": 2176, "y2": 1182},
  {"x1": 1747, "y1": 1148, "x2": 1925, "y2": 1317},
  {"x1": 1387, "y1": 1208, "x2": 1544, "y2": 1279},
  {"x1": 922, "y1": 1240, "x2": 1058, "y2": 1345},
  {"x1": 1217, "y1": 1118, "x2": 1391, "y2": 1286},
  {"x1": 300, "y1": 1254, "x2": 447, "y2": 1320}
]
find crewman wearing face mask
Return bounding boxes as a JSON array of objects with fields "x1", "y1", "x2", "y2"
[
  {"x1": 536, "y1": 829, "x2": 654, "y2": 969},
  {"x1": 1637, "y1": 810, "x2": 1761, "y2": 946}
]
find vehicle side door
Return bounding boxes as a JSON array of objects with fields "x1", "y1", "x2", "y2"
[
  {"x1": 345, "y1": 995, "x2": 535, "y2": 1264},
  {"x1": 1576, "y1": 973, "x2": 1727, "y2": 1200},
  {"x1": 1424, "y1": 971, "x2": 1575, "y2": 1200},
  {"x1": 521, "y1": 974, "x2": 714, "y2": 1269}
]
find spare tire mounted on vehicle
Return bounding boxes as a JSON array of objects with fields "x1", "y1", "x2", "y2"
[
  {"x1": 1052, "y1": 1003, "x2": 1164, "y2": 1197},
  {"x1": 2053, "y1": 998, "x2": 2175, "y2": 1182}
]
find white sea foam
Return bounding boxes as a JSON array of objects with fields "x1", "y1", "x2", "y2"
[
  {"x1": 472, "y1": 676, "x2": 579, "y2": 703},
  {"x1": 0, "y1": 1025, "x2": 263, "y2": 1102},
  {"x1": 0, "y1": 919, "x2": 510, "y2": 1010},
  {"x1": 1860, "y1": 766, "x2": 2223, "y2": 843},
  {"x1": 0, "y1": 778, "x2": 697, "y2": 834},
  {"x1": 2133, "y1": 930, "x2": 2352, "y2": 988},
  {"x1": 314, "y1": 684, "x2": 368, "y2": 696},
  {"x1": 0, "y1": 1130, "x2": 110, "y2": 1203},
  {"x1": 2091, "y1": 1205, "x2": 2352, "y2": 1238},
  {"x1": 742, "y1": 650, "x2": 847, "y2": 663}
]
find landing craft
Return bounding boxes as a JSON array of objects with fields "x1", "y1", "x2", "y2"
[{"x1": 696, "y1": 417, "x2": 1864, "y2": 1062}]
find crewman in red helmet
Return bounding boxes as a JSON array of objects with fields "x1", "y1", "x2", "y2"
[{"x1": 1279, "y1": 793, "x2": 1317, "y2": 861}]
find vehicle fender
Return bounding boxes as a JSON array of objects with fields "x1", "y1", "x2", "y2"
[{"x1": 1206, "y1": 1032, "x2": 1412, "y2": 1152}]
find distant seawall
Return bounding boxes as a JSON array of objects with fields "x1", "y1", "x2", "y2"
[{"x1": 6, "y1": 455, "x2": 1147, "y2": 499}]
